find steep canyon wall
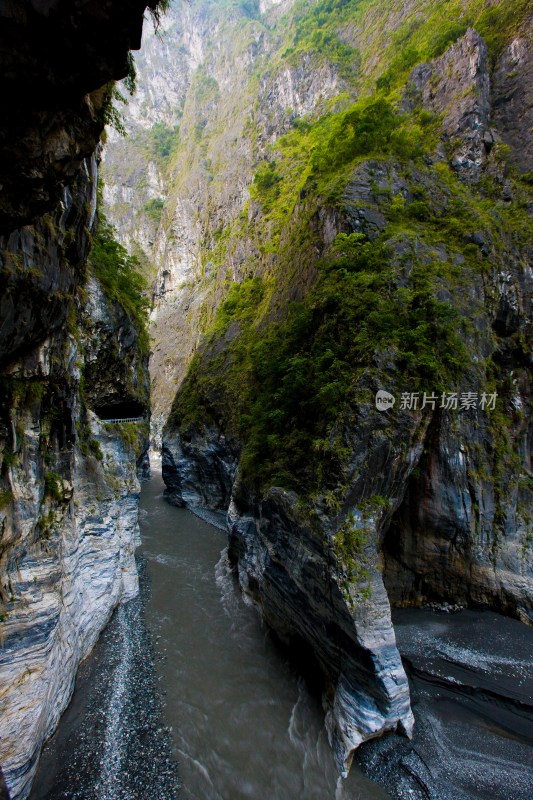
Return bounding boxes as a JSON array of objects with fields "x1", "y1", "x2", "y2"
[
  {"x1": 0, "y1": 2, "x2": 162, "y2": 797},
  {"x1": 101, "y1": 0, "x2": 532, "y2": 777}
]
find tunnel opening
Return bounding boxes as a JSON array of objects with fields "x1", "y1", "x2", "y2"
[{"x1": 94, "y1": 401, "x2": 147, "y2": 421}]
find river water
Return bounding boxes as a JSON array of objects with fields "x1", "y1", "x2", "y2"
[{"x1": 30, "y1": 471, "x2": 388, "y2": 800}]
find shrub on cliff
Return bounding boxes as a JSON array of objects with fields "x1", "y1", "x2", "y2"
[{"x1": 88, "y1": 214, "x2": 150, "y2": 355}]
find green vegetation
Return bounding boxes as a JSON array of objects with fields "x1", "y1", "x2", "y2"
[
  {"x1": 212, "y1": 277, "x2": 264, "y2": 331},
  {"x1": 273, "y1": 0, "x2": 529, "y2": 96},
  {"x1": 159, "y1": 0, "x2": 531, "y2": 528},
  {"x1": 248, "y1": 95, "x2": 439, "y2": 240},
  {"x1": 189, "y1": 70, "x2": 221, "y2": 142},
  {"x1": 0, "y1": 490, "x2": 13, "y2": 510},
  {"x1": 102, "y1": 83, "x2": 131, "y2": 138},
  {"x1": 0, "y1": 446, "x2": 18, "y2": 473},
  {"x1": 173, "y1": 119, "x2": 532, "y2": 493},
  {"x1": 252, "y1": 162, "x2": 282, "y2": 195},
  {"x1": 259, "y1": 241, "x2": 462, "y2": 483},
  {"x1": 332, "y1": 506, "x2": 381, "y2": 605},
  {"x1": 43, "y1": 472, "x2": 64, "y2": 503},
  {"x1": 89, "y1": 438, "x2": 104, "y2": 461},
  {"x1": 474, "y1": 0, "x2": 532, "y2": 64},
  {"x1": 37, "y1": 509, "x2": 57, "y2": 539},
  {"x1": 78, "y1": 431, "x2": 103, "y2": 461},
  {"x1": 88, "y1": 211, "x2": 150, "y2": 355},
  {"x1": 150, "y1": 122, "x2": 180, "y2": 160},
  {"x1": 332, "y1": 495, "x2": 389, "y2": 605},
  {"x1": 144, "y1": 197, "x2": 165, "y2": 223},
  {"x1": 175, "y1": 225, "x2": 468, "y2": 492},
  {"x1": 193, "y1": 72, "x2": 220, "y2": 104},
  {"x1": 308, "y1": 98, "x2": 436, "y2": 175},
  {"x1": 76, "y1": 391, "x2": 105, "y2": 461},
  {"x1": 366, "y1": 0, "x2": 531, "y2": 89},
  {"x1": 0, "y1": 378, "x2": 47, "y2": 409},
  {"x1": 176, "y1": 118, "x2": 531, "y2": 494},
  {"x1": 282, "y1": 0, "x2": 360, "y2": 79},
  {"x1": 111, "y1": 420, "x2": 150, "y2": 459}
]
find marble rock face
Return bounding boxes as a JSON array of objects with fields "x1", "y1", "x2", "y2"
[
  {"x1": 0, "y1": 3, "x2": 154, "y2": 796},
  {"x1": 227, "y1": 488, "x2": 415, "y2": 775},
  {"x1": 162, "y1": 424, "x2": 416, "y2": 774},
  {"x1": 0, "y1": 415, "x2": 142, "y2": 800},
  {"x1": 0, "y1": 224, "x2": 149, "y2": 799}
]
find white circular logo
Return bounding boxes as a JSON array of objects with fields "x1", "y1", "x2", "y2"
[{"x1": 375, "y1": 390, "x2": 395, "y2": 411}]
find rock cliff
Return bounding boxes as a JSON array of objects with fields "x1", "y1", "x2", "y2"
[
  {"x1": 102, "y1": 0, "x2": 355, "y2": 443},
  {"x1": 0, "y1": 0, "x2": 164, "y2": 235},
  {"x1": 147, "y1": 0, "x2": 532, "y2": 777},
  {"x1": 0, "y1": 2, "x2": 159, "y2": 798}
]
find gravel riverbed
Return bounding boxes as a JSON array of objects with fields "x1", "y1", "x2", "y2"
[
  {"x1": 29, "y1": 556, "x2": 179, "y2": 800},
  {"x1": 356, "y1": 608, "x2": 533, "y2": 800}
]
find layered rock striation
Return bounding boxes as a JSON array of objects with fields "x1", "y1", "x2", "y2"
[
  {"x1": 0, "y1": 163, "x2": 150, "y2": 800},
  {"x1": 0, "y1": 2, "x2": 159, "y2": 798}
]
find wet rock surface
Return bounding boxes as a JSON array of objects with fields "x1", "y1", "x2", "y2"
[
  {"x1": 162, "y1": 427, "x2": 239, "y2": 510},
  {"x1": 357, "y1": 608, "x2": 533, "y2": 800},
  {"x1": 28, "y1": 556, "x2": 179, "y2": 800},
  {"x1": 227, "y1": 485, "x2": 415, "y2": 775}
]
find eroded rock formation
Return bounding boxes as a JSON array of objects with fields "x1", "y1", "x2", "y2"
[{"x1": 0, "y1": 2, "x2": 159, "y2": 797}]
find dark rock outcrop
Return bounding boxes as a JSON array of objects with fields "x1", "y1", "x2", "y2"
[
  {"x1": 227, "y1": 480, "x2": 416, "y2": 774},
  {"x1": 384, "y1": 393, "x2": 532, "y2": 616},
  {"x1": 0, "y1": 158, "x2": 96, "y2": 370},
  {"x1": 162, "y1": 426, "x2": 239, "y2": 509},
  {"x1": 0, "y1": 768, "x2": 9, "y2": 800},
  {"x1": 491, "y1": 17, "x2": 533, "y2": 174},
  {"x1": 0, "y1": 3, "x2": 158, "y2": 798},
  {"x1": 404, "y1": 29, "x2": 495, "y2": 180},
  {"x1": 0, "y1": 0, "x2": 162, "y2": 235},
  {"x1": 82, "y1": 276, "x2": 151, "y2": 416}
]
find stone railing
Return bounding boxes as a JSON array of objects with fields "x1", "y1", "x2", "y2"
[{"x1": 103, "y1": 417, "x2": 144, "y2": 424}]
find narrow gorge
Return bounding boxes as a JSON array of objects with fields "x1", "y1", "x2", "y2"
[{"x1": 1, "y1": 1, "x2": 532, "y2": 799}]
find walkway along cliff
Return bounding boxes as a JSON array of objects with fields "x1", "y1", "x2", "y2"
[{"x1": 0, "y1": 3, "x2": 164, "y2": 798}]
